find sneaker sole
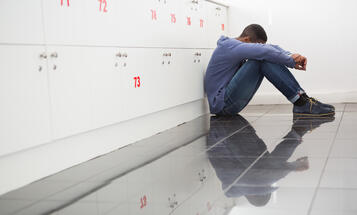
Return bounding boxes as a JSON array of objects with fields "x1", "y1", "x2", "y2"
[{"x1": 293, "y1": 112, "x2": 335, "y2": 118}]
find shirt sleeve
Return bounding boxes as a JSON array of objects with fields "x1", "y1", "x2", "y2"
[
  {"x1": 269, "y1": 44, "x2": 292, "y2": 56},
  {"x1": 228, "y1": 41, "x2": 296, "y2": 68}
]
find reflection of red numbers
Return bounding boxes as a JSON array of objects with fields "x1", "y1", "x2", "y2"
[
  {"x1": 151, "y1": 9, "x2": 157, "y2": 20},
  {"x1": 134, "y1": 76, "x2": 141, "y2": 88},
  {"x1": 140, "y1": 195, "x2": 147, "y2": 209},
  {"x1": 200, "y1": 19, "x2": 204, "y2": 28},
  {"x1": 60, "y1": 0, "x2": 69, "y2": 7},
  {"x1": 171, "y1": 14, "x2": 177, "y2": 23},
  {"x1": 187, "y1": 17, "x2": 191, "y2": 26},
  {"x1": 221, "y1": 24, "x2": 225, "y2": 31},
  {"x1": 207, "y1": 202, "x2": 211, "y2": 211},
  {"x1": 98, "y1": 0, "x2": 108, "y2": 13}
]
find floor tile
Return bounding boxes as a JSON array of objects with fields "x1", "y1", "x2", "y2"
[
  {"x1": 320, "y1": 158, "x2": 357, "y2": 188},
  {"x1": 311, "y1": 188, "x2": 357, "y2": 215},
  {"x1": 223, "y1": 187, "x2": 315, "y2": 215},
  {"x1": 330, "y1": 139, "x2": 357, "y2": 158}
]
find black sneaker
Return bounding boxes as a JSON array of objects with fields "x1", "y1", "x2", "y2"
[
  {"x1": 293, "y1": 98, "x2": 335, "y2": 117},
  {"x1": 309, "y1": 97, "x2": 335, "y2": 111}
]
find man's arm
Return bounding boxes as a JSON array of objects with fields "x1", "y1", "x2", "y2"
[
  {"x1": 269, "y1": 44, "x2": 308, "y2": 70},
  {"x1": 269, "y1": 44, "x2": 291, "y2": 56},
  {"x1": 229, "y1": 42, "x2": 296, "y2": 68}
]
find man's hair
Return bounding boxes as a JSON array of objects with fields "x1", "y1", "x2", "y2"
[{"x1": 240, "y1": 24, "x2": 267, "y2": 43}]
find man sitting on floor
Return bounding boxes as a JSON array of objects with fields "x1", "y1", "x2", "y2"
[{"x1": 204, "y1": 24, "x2": 335, "y2": 117}]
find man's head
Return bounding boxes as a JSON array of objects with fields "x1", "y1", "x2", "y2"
[{"x1": 237, "y1": 24, "x2": 267, "y2": 44}]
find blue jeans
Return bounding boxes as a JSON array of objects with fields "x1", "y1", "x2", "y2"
[{"x1": 219, "y1": 60, "x2": 305, "y2": 115}]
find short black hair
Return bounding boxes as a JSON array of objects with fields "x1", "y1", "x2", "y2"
[{"x1": 240, "y1": 24, "x2": 267, "y2": 43}]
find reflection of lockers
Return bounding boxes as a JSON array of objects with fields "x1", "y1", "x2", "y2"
[
  {"x1": 54, "y1": 137, "x2": 231, "y2": 215},
  {"x1": 0, "y1": 0, "x2": 228, "y2": 156}
]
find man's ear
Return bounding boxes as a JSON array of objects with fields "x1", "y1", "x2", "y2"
[{"x1": 242, "y1": 36, "x2": 251, "y2": 43}]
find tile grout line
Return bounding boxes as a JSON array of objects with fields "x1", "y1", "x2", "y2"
[{"x1": 307, "y1": 104, "x2": 347, "y2": 215}]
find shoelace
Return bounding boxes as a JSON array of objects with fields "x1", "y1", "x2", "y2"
[
  {"x1": 310, "y1": 97, "x2": 320, "y2": 103},
  {"x1": 308, "y1": 98, "x2": 317, "y2": 113}
]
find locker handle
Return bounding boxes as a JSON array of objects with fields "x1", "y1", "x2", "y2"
[
  {"x1": 50, "y1": 52, "x2": 58, "y2": 58},
  {"x1": 39, "y1": 53, "x2": 47, "y2": 59}
]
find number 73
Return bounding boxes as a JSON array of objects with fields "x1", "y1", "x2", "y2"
[{"x1": 133, "y1": 76, "x2": 141, "y2": 88}]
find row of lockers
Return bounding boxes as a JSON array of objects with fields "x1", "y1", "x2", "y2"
[
  {"x1": 0, "y1": 45, "x2": 213, "y2": 157},
  {"x1": 0, "y1": 0, "x2": 227, "y2": 48}
]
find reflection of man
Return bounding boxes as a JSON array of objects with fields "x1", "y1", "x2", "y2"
[{"x1": 207, "y1": 115, "x2": 334, "y2": 207}]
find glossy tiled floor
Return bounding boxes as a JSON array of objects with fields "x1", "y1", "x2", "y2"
[{"x1": 1, "y1": 103, "x2": 357, "y2": 215}]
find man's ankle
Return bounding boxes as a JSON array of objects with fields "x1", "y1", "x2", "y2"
[{"x1": 294, "y1": 94, "x2": 308, "y2": 106}]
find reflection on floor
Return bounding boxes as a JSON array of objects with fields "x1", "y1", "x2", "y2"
[{"x1": 1, "y1": 103, "x2": 356, "y2": 215}]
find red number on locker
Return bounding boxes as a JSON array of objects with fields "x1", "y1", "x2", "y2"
[
  {"x1": 140, "y1": 195, "x2": 147, "y2": 209},
  {"x1": 98, "y1": 0, "x2": 108, "y2": 13},
  {"x1": 171, "y1": 14, "x2": 177, "y2": 23},
  {"x1": 151, "y1": 9, "x2": 157, "y2": 20},
  {"x1": 187, "y1": 17, "x2": 192, "y2": 26},
  {"x1": 200, "y1": 19, "x2": 204, "y2": 28},
  {"x1": 221, "y1": 24, "x2": 225, "y2": 31},
  {"x1": 134, "y1": 76, "x2": 141, "y2": 88},
  {"x1": 60, "y1": 0, "x2": 70, "y2": 7}
]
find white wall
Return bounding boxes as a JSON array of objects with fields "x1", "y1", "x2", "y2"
[{"x1": 226, "y1": 0, "x2": 357, "y2": 104}]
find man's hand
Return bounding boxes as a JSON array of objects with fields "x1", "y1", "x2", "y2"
[{"x1": 291, "y1": 53, "x2": 307, "y2": 71}]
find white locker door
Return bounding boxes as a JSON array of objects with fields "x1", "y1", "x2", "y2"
[
  {"x1": 181, "y1": 0, "x2": 209, "y2": 48},
  {"x1": 206, "y1": 2, "x2": 228, "y2": 48},
  {"x1": 91, "y1": 48, "x2": 123, "y2": 128},
  {"x1": 121, "y1": 48, "x2": 168, "y2": 121},
  {"x1": 0, "y1": 0, "x2": 44, "y2": 44},
  {"x1": 0, "y1": 45, "x2": 51, "y2": 156},
  {"x1": 43, "y1": 0, "x2": 191, "y2": 48},
  {"x1": 43, "y1": 0, "x2": 156, "y2": 46},
  {"x1": 47, "y1": 46, "x2": 123, "y2": 139},
  {"x1": 170, "y1": 49, "x2": 205, "y2": 105}
]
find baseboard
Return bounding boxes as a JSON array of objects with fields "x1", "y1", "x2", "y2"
[
  {"x1": 0, "y1": 99, "x2": 209, "y2": 195},
  {"x1": 249, "y1": 91, "x2": 357, "y2": 105}
]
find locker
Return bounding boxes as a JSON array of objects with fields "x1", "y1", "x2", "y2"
[
  {"x1": 0, "y1": 45, "x2": 51, "y2": 156},
  {"x1": 181, "y1": 0, "x2": 210, "y2": 48},
  {"x1": 120, "y1": 48, "x2": 165, "y2": 121},
  {"x1": 42, "y1": 0, "x2": 216, "y2": 48},
  {"x1": 47, "y1": 46, "x2": 123, "y2": 139},
  {"x1": 206, "y1": 2, "x2": 228, "y2": 48},
  {"x1": 170, "y1": 49, "x2": 206, "y2": 104},
  {"x1": 0, "y1": 0, "x2": 44, "y2": 44},
  {"x1": 43, "y1": 0, "x2": 161, "y2": 47}
]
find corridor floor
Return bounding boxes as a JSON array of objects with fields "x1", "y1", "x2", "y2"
[{"x1": 1, "y1": 103, "x2": 357, "y2": 215}]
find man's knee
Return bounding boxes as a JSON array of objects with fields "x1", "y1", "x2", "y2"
[
  {"x1": 242, "y1": 60, "x2": 262, "y2": 71},
  {"x1": 261, "y1": 61, "x2": 286, "y2": 69}
]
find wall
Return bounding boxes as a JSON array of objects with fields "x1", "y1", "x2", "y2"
[
  {"x1": 226, "y1": 0, "x2": 357, "y2": 104},
  {"x1": 0, "y1": 0, "x2": 227, "y2": 195}
]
